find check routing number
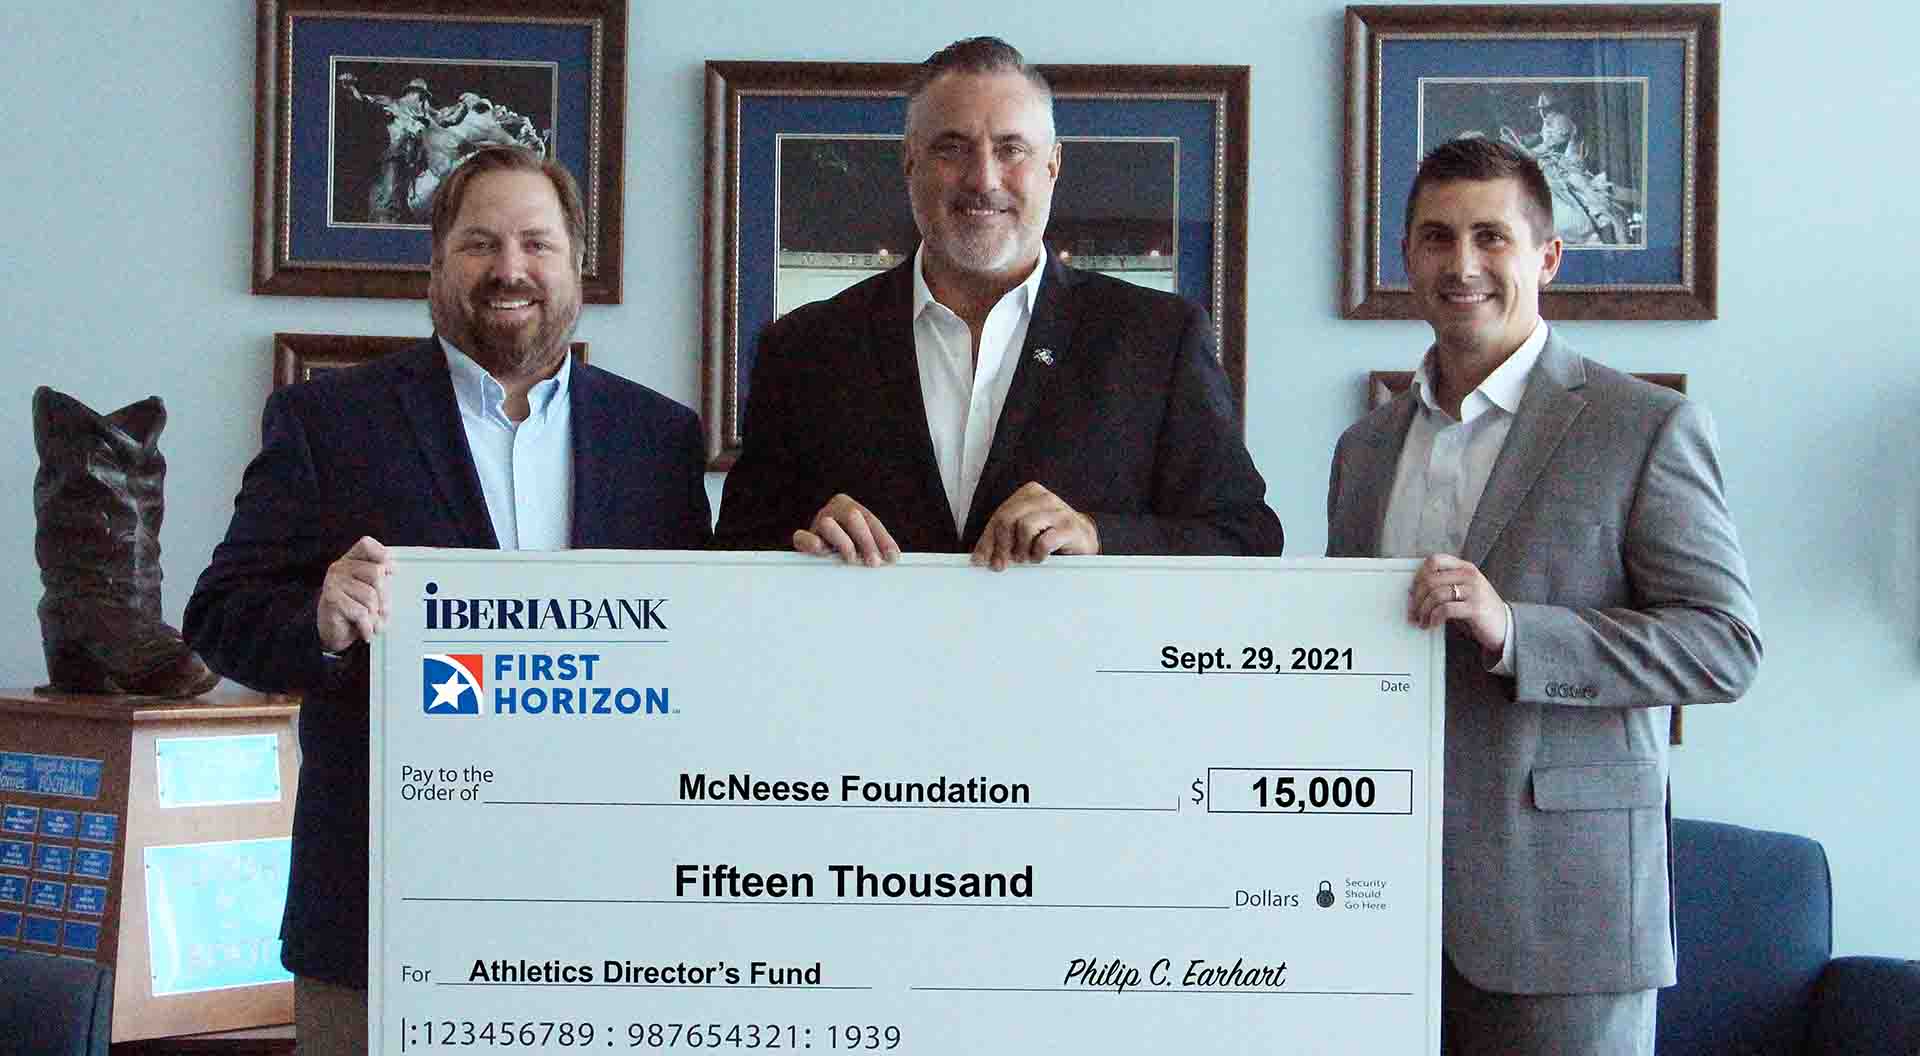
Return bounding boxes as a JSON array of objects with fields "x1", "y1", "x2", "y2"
[{"x1": 370, "y1": 552, "x2": 1443, "y2": 1055}]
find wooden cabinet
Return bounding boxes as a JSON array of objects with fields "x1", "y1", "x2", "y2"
[{"x1": 0, "y1": 686, "x2": 298, "y2": 1043}]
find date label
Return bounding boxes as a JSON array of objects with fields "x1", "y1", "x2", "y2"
[
  {"x1": 1160, "y1": 646, "x2": 1229, "y2": 673},
  {"x1": 1158, "y1": 645, "x2": 1357, "y2": 673}
]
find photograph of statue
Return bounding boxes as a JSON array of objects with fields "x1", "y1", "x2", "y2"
[
  {"x1": 1418, "y1": 77, "x2": 1648, "y2": 248},
  {"x1": 774, "y1": 135, "x2": 1178, "y2": 316},
  {"x1": 328, "y1": 59, "x2": 557, "y2": 227}
]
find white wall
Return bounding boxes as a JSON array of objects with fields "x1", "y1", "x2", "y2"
[{"x1": 1, "y1": 1, "x2": 1913, "y2": 957}]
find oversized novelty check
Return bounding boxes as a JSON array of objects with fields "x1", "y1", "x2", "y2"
[{"x1": 370, "y1": 552, "x2": 1443, "y2": 1055}]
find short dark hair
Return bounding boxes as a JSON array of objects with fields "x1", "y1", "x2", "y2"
[
  {"x1": 904, "y1": 36, "x2": 1053, "y2": 143},
  {"x1": 429, "y1": 145, "x2": 586, "y2": 268},
  {"x1": 1404, "y1": 136, "x2": 1555, "y2": 245}
]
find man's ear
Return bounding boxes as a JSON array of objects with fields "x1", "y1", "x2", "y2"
[
  {"x1": 1047, "y1": 140, "x2": 1062, "y2": 182},
  {"x1": 1537, "y1": 236, "x2": 1564, "y2": 287}
]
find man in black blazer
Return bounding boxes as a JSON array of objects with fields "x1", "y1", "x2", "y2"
[
  {"x1": 186, "y1": 147, "x2": 710, "y2": 1053},
  {"x1": 715, "y1": 37, "x2": 1280, "y2": 564}
]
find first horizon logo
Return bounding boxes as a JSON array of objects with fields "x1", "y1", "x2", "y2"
[{"x1": 419, "y1": 651, "x2": 671, "y2": 718}]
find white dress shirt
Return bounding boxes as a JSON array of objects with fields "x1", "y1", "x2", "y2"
[
  {"x1": 1380, "y1": 319, "x2": 1549, "y2": 671},
  {"x1": 911, "y1": 244, "x2": 1046, "y2": 533},
  {"x1": 440, "y1": 340, "x2": 574, "y2": 550}
]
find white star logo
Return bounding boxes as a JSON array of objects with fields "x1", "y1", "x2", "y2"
[{"x1": 427, "y1": 674, "x2": 468, "y2": 712}]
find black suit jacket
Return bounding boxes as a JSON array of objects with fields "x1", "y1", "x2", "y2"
[
  {"x1": 184, "y1": 340, "x2": 711, "y2": 987},
  {"x1": 715, "y1": 258, "x2": 1282, "y2": 555}
]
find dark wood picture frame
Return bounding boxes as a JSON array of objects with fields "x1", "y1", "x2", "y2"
[
  {"x1": 1344, "y1": 4, "x2": 1719, "y2": 320},
  {"x1": 703, "y1": 60, "x2": 1251, "y2": 469},
  {"x1": 273, "y1": 333, "x2": 586, "y2": 390},
  {"x1": 252, "y1": 0, "x2": 627, "y2": 302}
]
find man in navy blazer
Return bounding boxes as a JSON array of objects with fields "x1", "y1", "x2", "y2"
[
  {"x1": 715, "y1": 37, "x2": 1280, "y2": 564},
  {"x1": 186, "y1": 147, "x2": 709, "y2": 1053}
]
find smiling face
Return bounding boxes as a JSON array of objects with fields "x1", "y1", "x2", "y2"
[
  {"x1": 904, "y1": 70, "x2": 1061, "y2": 303},
  {"x1": 1403, "y1": 176, "x2": 1562, "y2": 374},
  {"x1": 428, "y1": 167, "x2": 581, "y2": 384}
]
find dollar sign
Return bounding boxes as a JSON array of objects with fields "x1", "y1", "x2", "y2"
[{"x1": 1190, "y1": 779, "x2": 1205, "y2": 804}]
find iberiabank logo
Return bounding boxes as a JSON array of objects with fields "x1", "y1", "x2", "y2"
[{"x1": 422, "y1": 655, "x2": 485, "y2": 715}]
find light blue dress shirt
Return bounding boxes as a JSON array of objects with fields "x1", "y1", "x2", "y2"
[{"x1": 440, "y1": 340, "x2": 574, "y2": 550}]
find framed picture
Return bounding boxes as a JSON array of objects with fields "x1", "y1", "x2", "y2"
[
  {"x1": 273, "y1": 333, "x2": 587, "y2": 390},
  {"x1": 253, "y1": 0, "x2": 627, "y2": 302},
  {"x1": 703, "y1": 60, "x2": 1250, "y2": 469},
  {"x1": 1343, "y1": 4, "x2": 1719, "y2": 320}
]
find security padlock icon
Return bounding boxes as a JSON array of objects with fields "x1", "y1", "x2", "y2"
[{"x1": 1316, "y1": 881, "x2": 1335, "y2": 908}]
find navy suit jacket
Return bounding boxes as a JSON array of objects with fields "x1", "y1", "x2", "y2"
[
  {"x1": 715, "y1": 258, "x2": 1282, "y2": 555},
  {"x1": 185, "y1": 340, "x2": 710, "y2": 986}
]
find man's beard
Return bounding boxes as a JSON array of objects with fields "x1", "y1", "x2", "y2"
[
  {"x1": 930, "y1": 192, "x2": 1032, "y2": 276},
  {"x1": 940, "y1": 228, "x2": 1022, "y2": 275},
  {"x1": 431, "y1": 277, "x2": 580, "y2": 380}
]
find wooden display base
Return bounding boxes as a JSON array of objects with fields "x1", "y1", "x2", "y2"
[
  {"x1": 111, "y1": 1023, "x2": 295, "y2": 1054},
  {"x1": 0, "y1": 685, "x2": 298, "y2": 1043}
]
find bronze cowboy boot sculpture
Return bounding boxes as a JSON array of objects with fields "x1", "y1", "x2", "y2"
[{"x1": 33, "y1": 387, "x2": 220, "y2": 697}]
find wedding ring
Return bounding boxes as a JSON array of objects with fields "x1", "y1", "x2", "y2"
[{"x1": 1451, "y1": 584, "x2": 1462, "y2": 603}]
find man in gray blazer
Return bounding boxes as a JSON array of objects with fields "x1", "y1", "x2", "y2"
[{"x1": 1326, "y1": 137, "x2": 1761, "y2": 1055}]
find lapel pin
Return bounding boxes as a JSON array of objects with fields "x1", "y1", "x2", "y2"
[{"x1": 1032, "y1": 348, "x2": 1055, "y2": 366}]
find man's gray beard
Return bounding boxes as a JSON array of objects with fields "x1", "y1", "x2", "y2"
[
  {"x1": 949, "y1": 237, "x2": 1017, "y2": 274},
  {"x1": 936, "y1": 226, "x2": 1029, "y2": 278}
]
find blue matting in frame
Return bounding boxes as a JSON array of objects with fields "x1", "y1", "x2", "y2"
[
  {"x1": 1377, "y1": 36, "x2": 1688, "y2": 287},
  {"x1": 286, "y1": 14, "x2": 598, "y2": 268}
]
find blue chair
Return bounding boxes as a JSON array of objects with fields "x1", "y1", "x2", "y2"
[
  {"x1": 0, "y1": 948, "x2": 112, "y2": 1056},
  {"x1": 1658, "y1": 818, "x2": 1920, "y2": 1054}
]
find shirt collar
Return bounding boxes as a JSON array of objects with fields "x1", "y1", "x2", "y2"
[
  {"x1": 1409, "y1": 318, "x2": 1548, "y2": 420},
  {"x1": 911, "y1": 243, "x2": 1047, "y2": 322},
  {"x1": 439, "y1": 336, "x2": 574, "y2": 424}
]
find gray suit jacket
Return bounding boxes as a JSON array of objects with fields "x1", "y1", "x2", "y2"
[{"x1": 1326, "y1": 334, "x2": 1761, "y2": 995}]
